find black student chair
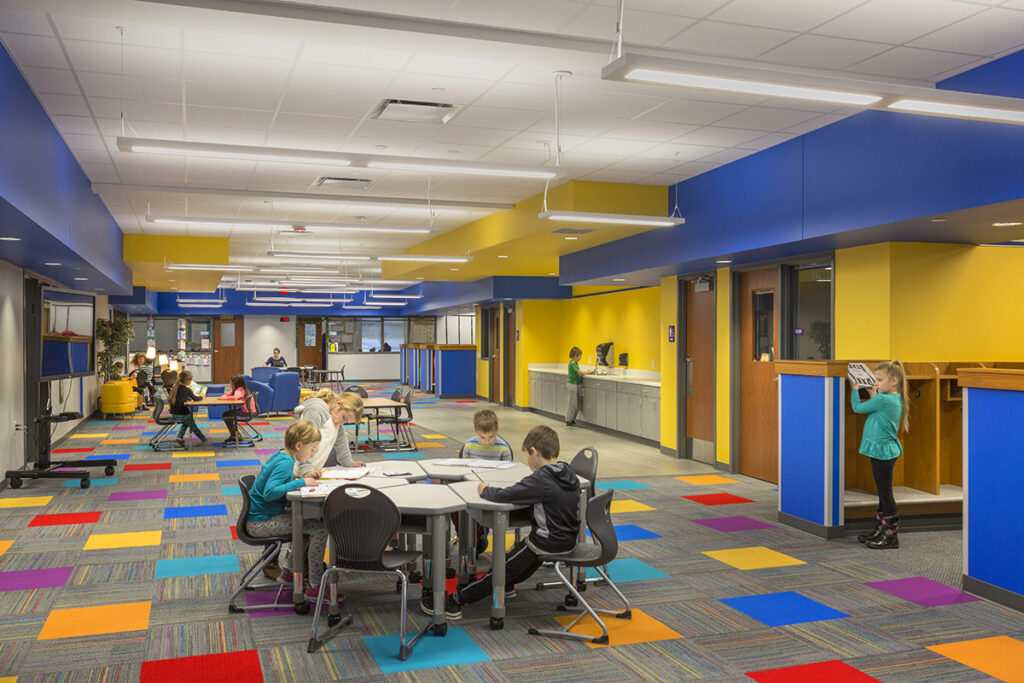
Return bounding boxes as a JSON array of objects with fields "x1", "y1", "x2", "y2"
[
  {"x1": 149, "y1": 397, "x2": 182, "y2": 451},
  {"x1": 537, "y1": 447, "x2": 600, "y2": 594},
  {"x1": 527, "y1": 489, "x2": 631, "y2": 644},
  {"x1": 308, "y1": 484, "x2": 422, "y2": 658},
  {"x1": 376, "y1": 391, "x2": 416, "y2": 451},
  {"x1": 228, "y1": 475, "x2": 292, "y2": 614}
]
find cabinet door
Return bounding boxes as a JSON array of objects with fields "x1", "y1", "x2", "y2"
[
  {"x1": 556, "y1": 380, "x2": 567, "y2": 418},
  {"x1": 579, "y1": 381, "x2": 596, "y2": 424},
  {"x1": 529, "y1": 373, "x2": 539, "y2": 409},
  {"x1": 542, "y1": 376, "x2": 556, "y2": 413},
  {"x1": 641, "y1": 394, "x2": 660, "y2": 441}
]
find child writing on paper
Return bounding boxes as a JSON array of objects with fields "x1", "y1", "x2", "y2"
[
  {"x1": 460, "y1": 409, "x2": 514, "y2": 554},
  {"x1": 246, "y1": 420, "x2": 329, "y2": 603},
  {"x1": 566, "y1": 346, "x2": 594, "y2": 427},
  {"x1": 423, "y1": 425, "x2": 580, "y2": 620},
  {"x1": 849, "y1": 360, "x2": 910, "y2": 550},
  {"x1": 292, "y1": 390, "x2": 366, "y2": 477}
]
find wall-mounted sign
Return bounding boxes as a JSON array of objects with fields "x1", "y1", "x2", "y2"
[
  {"x1": 668, "y1": 325, "x2": 675, "y2": 343},
  {"x1": 794, "y1": 327, "x2": 804, "y2": 336}
]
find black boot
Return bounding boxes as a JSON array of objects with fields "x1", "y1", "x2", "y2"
[
  {"x1": 865, "y1": 514, "x2": 899, "y2": 549},
  {"x1": 858, "y1": 511, "x2": 885, "y2": 544}
]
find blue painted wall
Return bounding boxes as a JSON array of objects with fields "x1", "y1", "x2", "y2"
[
  {"x1": 0, "y1": 43, "x2": 131, "y2": 293},
  {"x1": 779, "y1": 374, "x2": 827, "y2": 525}
]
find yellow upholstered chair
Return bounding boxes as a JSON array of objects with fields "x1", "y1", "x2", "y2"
[{"x1": 101, "y1": 380, "x2": 137, "y2": 418}]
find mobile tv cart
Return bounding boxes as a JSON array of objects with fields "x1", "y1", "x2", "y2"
[{"x1": 6, "y1": 410, "x2": 118, "y2": 490}]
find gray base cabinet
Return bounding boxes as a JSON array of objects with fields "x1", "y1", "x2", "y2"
[{"x1": 528, "y1": 371, "x2": 659, "y2": 442}]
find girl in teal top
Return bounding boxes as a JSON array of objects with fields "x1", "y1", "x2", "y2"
[{"x1": 850, "y1": 359, "x2": 910, "y2": 550}]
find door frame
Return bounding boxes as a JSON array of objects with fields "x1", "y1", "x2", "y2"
[
  {"x1": 676, "y1": 273, "x2": 718, "y2": 462},
  {"x1": 502, "y1": 303, "x2": 515, "y2": 407}
]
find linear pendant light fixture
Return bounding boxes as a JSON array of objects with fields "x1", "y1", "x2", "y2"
[
  {"x1": 147, "y1": 215, "x2": 433, "y2": 235},
  {"x1": 377, "y1": 255, "x2": 473, "y2": 263},
  {"x1": 265, "y1": 250, "x2": 373, "y2": 261},
  {"x1": 603, "y1": 54, "x2": 1024, "y2": 126},
  {"x1": 538, "y1": 210, "x2": 683, "y2": 227},
  {"x1": 118, "y1": 137, "x2": 568, "y2": 180}
]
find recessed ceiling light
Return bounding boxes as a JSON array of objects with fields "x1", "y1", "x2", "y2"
[
  {"x1": 0, "y1": 236, "x2": 21, "y2": 241},
  {"x1": 716, "y1": 259, "x2": 732, "y2": 264},
  {"x1": 930, "y1": 218, "x2": 947, "y2": 223},
  {"x1": 449, "y1": 267, "x2": 460, "y2": 271},
  {"x1": 563, "y1": 236, "x2": 578, "y2": 240},
  {"x1": 548, "y1": 272, "x2": 556, "y2": 276},
  {"x1": 612, "y1": 278, "x2": 626, "y2": 282},
  {"x1": 74, "y1": 277, "x2": 88, "y2": 281},
  {"x1": 993, "y1": 221, "x2": 1023, "y2": 227},
  {"x1": 375, "y1": 145, "x2": 388, "y2": 151},
  {"x1": 44, "y1": 262, "x2": 61, "y2": 266},
  {"x1": 416, "y1": 277, "x2": 425, "y2": 280}
]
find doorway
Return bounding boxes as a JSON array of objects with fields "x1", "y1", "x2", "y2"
[
  {"x1": 489, "y1": 307, "x2": 501, "y2": 403},
  {"x1": 213, "y1": 317, "x2": 243, "y2": 384},
  {"x1": 685, "y1": 278, "x2": 716, "y2": 464},
  {"x1": 297, "y1": 317, "x2": 323, "y2": 369},
  {"x1": 502, "y1": 304, "x2": 515, "y2": 407},
  {"x1": 739, "y1": 269, "x2": 780, "y2": 483}
]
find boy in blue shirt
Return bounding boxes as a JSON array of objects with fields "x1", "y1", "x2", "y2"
[{"x1": 461, "y1": 409, "x2": 513, "y2": 462}]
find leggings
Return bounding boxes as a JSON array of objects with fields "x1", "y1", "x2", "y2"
[
  {"x1": 173, "y1": 413, "x2": 205, "y2": 440},
  {"x1": 246, "y1": 514, "x2": 328, "y2": 587},
  {"x1": 870, "y1": 456, "x2": 898, "y2": 516}
]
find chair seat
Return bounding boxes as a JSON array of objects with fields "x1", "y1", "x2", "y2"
[
  {"x1": 380, "y1": 550, "x2": 422, "y2": 570},
  {"x1": 537, "y1": 541, "x2": 602, "y2": 566}
]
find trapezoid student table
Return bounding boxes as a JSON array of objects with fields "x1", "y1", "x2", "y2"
[
  {"x1": 359, "y1": 397, "x2": 410, "y2": 451},
  {"x1": 184, "y1": 396, "x2": 245, "y2": 449},
  {"x1": 285, "y1": 482, "x2": 466, "y2": 642}
]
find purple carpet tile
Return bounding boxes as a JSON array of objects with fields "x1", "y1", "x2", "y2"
[
  {"x1": 108, "y1": 490, "x2": 168, "y2": 502},
  {"x1": 113, "y1": 425, "x2": 143, "y2": 430},
  {"x1": 0, "y1": 566, "x2": 74, "y2": 592},
  {"x1": 865, "y1": 577, "x2": 979, "y2": 607},
  {"x1": 692, "y1": 516, "x2": 778, "y2": 532},
  {"x1": 244, "y1": 590, "x2": 297, "y2": 617},
  {"x1": 254, "y1": 448, "x2": 277, "y2": 455},
  {"x1": 272, "y1": 426, "x2": 288, "y2": 432}
]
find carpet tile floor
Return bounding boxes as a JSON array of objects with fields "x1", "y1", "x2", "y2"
[{"x1": 0, "y1": 383, "x2": 1022, "y2": 681}]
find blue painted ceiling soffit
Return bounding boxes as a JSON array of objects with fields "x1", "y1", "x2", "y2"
[{"x1": 109, "y1": 286, "x2": 158, "y2": 315}]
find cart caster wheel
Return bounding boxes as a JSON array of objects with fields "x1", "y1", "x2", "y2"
[
  {"x1": 328, "y1": 613, "x2": 342, "y2": 627},
  {"x1": 9, "y1": 478, "x2": 21, "y2": 489},
  {"x1": 564, "y1": 594, "x2": 579, "y2": 607},
  {"x1": 576, "y1": 581, "x2": 587, "y2": 593},
  {"x1": 228, "y1": 604, "x2": 243, "y2": 613},
  {"x1": 489, "y1": 617, "x2": 504, "y2": 630},
  {"x1": 104, "y1": 466, "x2": 116, "y2": 476},
  {"x1": 80, "y1": 479, "x2": 90, "y2": 489},
  {"x1": 433, "y1": 621, "x2": 448, "y2": 636},
  {"x1": 294, "y1": 602, "x2": 310, "y2": 615}
]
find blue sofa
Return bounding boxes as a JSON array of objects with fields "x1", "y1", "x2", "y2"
[
  {"x1": 247, "y1": 380, "x2": 274, "y2": 416},
  {"x1": 268, "y1": 371, "x2": 300, "y2": 415},
  {"x1": 251, "y1": 366, "x2": 280, "y2": 384}
]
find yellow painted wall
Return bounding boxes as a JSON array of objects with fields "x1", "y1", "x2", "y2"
[
  {"x1": 715, "y1": 267, "x2": 731, "y2": 465},
  {"x1": 835, "y1": 243, "x2": 893, "y2": 360},
  {"x1": 475, "y1": 306, "x2": 489, "y2": 398},
  {"x1": 659, "y1": 276, "x2": 678, "y2": 452},
  {"x1": 516, "y1": 299, "x2": 564, "y2": 408}
]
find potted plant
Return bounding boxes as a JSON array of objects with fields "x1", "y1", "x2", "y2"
[{"x1": 95, "y1": 318, "x2": 135, "y2": 382}]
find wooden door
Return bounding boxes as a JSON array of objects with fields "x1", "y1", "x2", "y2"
[
  {"x1": 503, "y1": 304, "x2": 516, "y2": 406},
  {"x1": 686, "y1": 279, "x2": 716, "y2": 463},
  {"x1": 740, "y1": 269, "x2": 780, "y2": 482},
  {"x1": 489, "y1": 307, "x2": 501, "y2": 403},
  {"x1": 212, "y1": 316, "x2": 242, "y2": 384},
  {"x1": 297, "y1": 317, "x2": 323, "y2": 368}
]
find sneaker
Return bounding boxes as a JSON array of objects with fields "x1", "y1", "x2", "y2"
[
  {"x1": 444, "y1": 594, "x2": 463, "y2": 620},
  {"x1": 276, "y1": 569, "x2": 295, "y2": 586},
  {"x1": 419, "y1": 591, "x2": 435, "y2": 616},
  {"x1": 505, "y1": 587, "x2": 518, "y2": 599},
  {"x1": 304, "y1": 585, "x2": 327, "y2": 604},
  {"x1": 262, "y1": 561, "x2": 281, "y2": 581},
  {"x1": 199, "y1": 437, "x2": 209, "y2": 444},
  {"x1": 174, "y1": 438, "x2": 186, "y2": 447}
]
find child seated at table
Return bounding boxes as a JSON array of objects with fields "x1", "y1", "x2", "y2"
[
  {"x1": 462, "y1": 409, "x2": 513, "y2": 462},
  {"x1": 168, "y1": 370, "x2": 208, "y2": 448},
  {"x1": 221, "y1": 374, "x2": 258, "y2": 444},
  {"x1": 423, "y1": 425, "x2": 580, "y2": 619},
  {"x1": 246, "y1": 420, "x2": 329, "y2": 604}
]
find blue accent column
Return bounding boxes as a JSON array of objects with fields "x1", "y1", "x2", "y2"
[
  {"x1": 776, "y1": 362, "x2": 846, "y2": 539},
  {"x1": 418, "y1": 347, "x2": 432, "y2": 393},
  {"x1": 960, "y1": 369, "x2": 1024, "y2": 611},
  {"x1": 436, "y1": 347, "x2": 477, "y2": 398},
  {"x1": 399, "y1": 345, "x2": 408, "y2": 385}
]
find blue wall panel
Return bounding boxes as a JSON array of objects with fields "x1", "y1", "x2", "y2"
[
  {"x1": 831, "y1": 376, "x2": 842, "y2": 527},
  {"x1": 779, "y1": 374, "x2": 826, "y2": 525},
  {"x1": 437, "y1": 349, "x2": 476, "y2": 397},
  {"x1": 966, "y1": 387, "x2": 1024, "y2": 597}
]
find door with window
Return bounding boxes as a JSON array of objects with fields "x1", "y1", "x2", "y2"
[
  {"x1": 685, "y1": 278, "x2": 716, "y2": 463},
  {"x1": 740, "y1": 269, "x2": 779, "y2": 482},
  {"x1": 213, "y1": 317, "x2": 242, "y2": 384},
  {"x1": 297, "y1": 318, "x2": 323, "y2": 369},
  {"x1": 503, "y1": 304, "x2": 516, "y2": 407}
]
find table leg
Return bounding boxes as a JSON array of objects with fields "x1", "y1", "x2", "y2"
[
  {"x1": 457, "y1": 509, "x2": 471, "y2": 584},
  {"x1": 577, "y1": 490, "x2": 589, "y2": 585},
  {"x1": 490, "y1": 510, "x2": 507, "y2": 629},
  {"x1": 291, "y1": 500, "x2": 306, "y2": 611},
  {"x1": 431, "y1": 513, "x2": 447, "y2": 630}
]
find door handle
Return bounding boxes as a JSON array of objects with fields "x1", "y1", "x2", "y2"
[{"x1": 685, "y1": 357, "x2": 693, "y2": 396}]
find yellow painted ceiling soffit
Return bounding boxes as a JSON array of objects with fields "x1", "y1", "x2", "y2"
[{"x1": 124, "y1": 234, "x2": 232, "y2": 293}]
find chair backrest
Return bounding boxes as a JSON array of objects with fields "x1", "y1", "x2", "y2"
[
  {"x1": 585, "y1": 488, "x2": 618, "y2": 566},
  {"x1": 402, "y1": 392, "x2": 413, "y2": 418},
  {"x1": 251, "y1": 366, "x2": 280, "y2": 384},
  {"x1": 152, "y1": 395, "x2": 171, "y2": 425},
  {"x1": 345, "y1": 385, "x2": 368, "y2": 398},
  {"x1": 161, "y1": 370, "x2": 178, "y2": 388},
  {"x1": 247, "y1": 380, "x2": 274, "y2": 415},
  {"x1": 569, "y1": 447, "x2": 598, "y2": 496},
  {"x1": 269, "y1": 371, "x2": 300, "y2": 409},
  {"x1": 235, "y1": 474, "x2": 287, "y2": 546},
  {"x1": 322, "y1": 484, "x2": 401, "y2": 571},
  {"x1": 389, "y1": 388, "x2": 402, "y2": 402}
]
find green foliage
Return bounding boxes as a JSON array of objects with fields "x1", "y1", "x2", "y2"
[
  {"x1": 95, "y1": 318, "x2": 135, "y2": 381},
  {"x1": 809, "y1": 320, "x2": 831, "y2": 359}
]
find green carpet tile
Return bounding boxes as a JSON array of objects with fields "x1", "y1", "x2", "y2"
[{"x1": 1, "y1": 386, "x2": 1022, "y2": 681}]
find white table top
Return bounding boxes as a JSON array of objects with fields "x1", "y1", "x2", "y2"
[
  {"x1": 287, "y1": 481, "x2": 465, "y2": 514},
  {"x1": 361, "y1": 459, "x2": 427, "y2": 479},
  {"x1": 448, "y1": 480, "x2": 525, "y2": 511}
]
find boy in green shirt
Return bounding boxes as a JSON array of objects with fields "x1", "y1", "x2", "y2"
[{"x1": 565, "y1": 346, "x2": 594, "y2": 427}]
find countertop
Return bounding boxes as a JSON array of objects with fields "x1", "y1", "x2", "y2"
[{"x1": 528, "y1": 363, "x2": 661, "y2": 388}]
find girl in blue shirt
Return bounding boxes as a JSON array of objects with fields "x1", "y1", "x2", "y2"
[
  {"x1": 849, "y1": 359, "x2": 910, "y2": 550},
  {"x1": 246, "y1": 420, "x2": 329, "y2": 603}
]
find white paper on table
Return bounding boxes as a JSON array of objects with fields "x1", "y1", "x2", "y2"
[
  {"x1": 431, "y1": 458, "x2": 514, "y2": 469},
  {"x1": 319, "y1": 466, "x2": 381, "y2": 480}
]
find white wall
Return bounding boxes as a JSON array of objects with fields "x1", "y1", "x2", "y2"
[
  {"x1": 0, "y1": 260, "x2": 25, "y2": 474},
  {"x1": 243, "y1": 315, "x2": 297, "y2": 373},
  {"x1": 327, "y1": 352, "x2": 399, "y2": 380}
]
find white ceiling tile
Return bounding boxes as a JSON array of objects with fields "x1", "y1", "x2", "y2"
[
  {"x1": 52, "y1": 114, "x2": 101, "y2": 135},
  {"x1": 72, "y1": 149, "x2": 114, "y2": 165},
  {"x1": 739, "y1": 132, "x2": 799, "y2": 150},
  {"x1": 406, "y1": 53, "x2": 516, "y2": 81},
  {"x1": 337, "y1": 137, "x2": 422, "y2": 155},
  {"x1": 563, "y1": 91, "x2": 669, "y2": 119},
  {"x1": 63, "y1": 40, "x2": 180, "y2": 79},
  {"x1": 20, "y1": 66, "x2": 79, "y2": 95},
  {"x1": 0, "y1": 9, "x2": 54, "y2": 36},
  {"x1": 642, "y1": 172, "x2": 695, "y2": 185},
  {"x1": 604, "y1": 119, "x2": 700, "y2": 141},
  {"x1": 288, "y1": 63, "x2": 396, "y2": 98},
  {"x1": 386, "y1": 73, "x2": 493, "y2": 104},
  {"x1": 676, "y1": 126, "x2": 765, "y2": 147},
  {"x1": 351, "y1": 118, "x2": 442, "y2": 141},
  {"x1": 501, "y1": 63, "x2": 599, "y2": 87},
  {"x1": 713, "y1": 106, "x2": 821, "y2": 132},
  {"x1": 759, "y1": 34, "x2": 892, "y2": 71},
  {"x1": 271, "y1": 113, "x2": 360, "y2": 137},
  {"x1": 708, "y1": 0, "x2": 865, "y2": 32},
  {"x1": 411, "y1": 142, "x2": 494, "y2": 160},
  {"x1": 449, "y1": 106, "x2": 545, "y2": 130},
  {"x1": 182, "y1": 125, "x2": 269, "y2": 145},
  {"x1": 430, "y1": 125, "x2": 514, "y2": 146},
  {"x1": 77, "y1": 72, "x2": 182, "y2": 102},
  {"x1": 501, "y1": 130, "x2": 590, "y2": 152},
  {"x1": 579, "y1": 169, "x2": 648, "y2": 183},
  {"x1": 699, "y1": 148, "x2": 755, "y2": 164},
  {"x1": 847, "y1": 46, "x2": 981, "y2": 80},
  {"x1": 279, "y1": 91, "x2": 380, "y2": 119},
  {"x1": 186, "y1": 81, "x2": 283, "y2": 110},
  {"x1": 909, "y1": 8, "x2": 1024, "y2": 56},
  {"x1": 780, "y1": 113, "x2": 851, "y2": 136},
  {"x1": 663, "y1": 20, "x2": 798, "y2": 58},
  {"x1": 589, "y1": 0, "x2": 731, "y2": 19},
  {"x1": 186, "y1": 105, "x2": 275, "y2": 129},
  {"x1": 51, "y1": 15, "x2": 180, "y2": 49},
  {"x1": 65, "y1": 133, "x2": 109, "y2": 151},
  {"x1": 570, "y1": 137, "x2": 660, "y2": 156},
  {"x1": 38, "y1": 92, "x2": 90, "y2": 116},
  {"x1": 641, "y1": 141, "x2": 723, "y2": 161},
  {"x1": 641, "y1": 99, "x2": 747, "y2": 125},
  {"x1": 0, "y1": 34, "x2": 68, "y2": 69},
  {"x1": 183, "y1": 52, "x2": 291, "y2": 88},
  {"x1": 557, "y1": 5, "x2": 696, "y2": 45},
  {"x1": 527, "y1": 113, "x2": 619, "y2": 137},
  {"x1": 669, "y1": 159, "x2": 722, "y2": 176},
  {"x1": 813, "y1": 0, "x2": 985, "y2": 45},
  {"x1": 473, "y1": 82, "x2": 553, "y2": 111},
  {"x1": 478, "y1": 148, "x2": 552, "y2": 165},
  {"x1": 445, "y1": 0, "x2": 586, "y2": 33},
  {"x1": 121, "y1": 121, "x2": 184, "y2": 139},
  {"x1": 300, "y1": 41, "x2": 412, "y2": 70},
  {"x1": 184, "y1": 30, "x2": 301, "y2": 60},
  {"x1": 89, "y1": 97, "x2": 184, "y2": 123},
  {"x1": 601, "y1": 157, "x2": 681, "y2": 174}
]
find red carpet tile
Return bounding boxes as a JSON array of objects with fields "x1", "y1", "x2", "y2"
[
  {"x1": 51, "y1": 448, "x2": 94, "y2": 454},
  {"x1": 141, "y1": 649, "x2": 263, "y2": 683},
  {"x1": 683, "y1": 493, "x2": 754, "y2": 506},
  {"x1": 747, "y1": 660, "x2": 880, "y2": 682},
  {"x1": 230, "y1": 525, "x2": 238, "y2": 540},
  {"x1": 123, "y1": 463, "x2": 172, "y2": 472},
  {"x1": 28, "y1": 511, "x2": 102, "y2": 527}
]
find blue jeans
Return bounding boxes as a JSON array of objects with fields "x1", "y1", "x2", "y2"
[{"x1": 173, "y1": 413, "x2": 205, "y2": 440}]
